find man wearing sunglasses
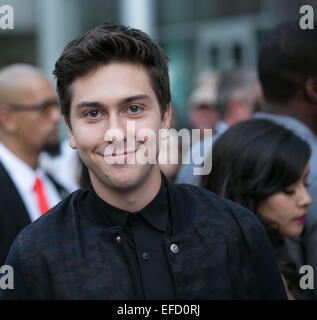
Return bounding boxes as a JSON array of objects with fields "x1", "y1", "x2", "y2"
[{"x1": 0, "y1": 63, "x2": 65, "y2": 265}]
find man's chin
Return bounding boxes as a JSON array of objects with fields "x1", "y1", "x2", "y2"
[
  {"x1": 106, "y1": 174, "x2": 140, "y2": 191},
  {"x1": 102, "y1": 165, "x2": 152, "y2": 191}
]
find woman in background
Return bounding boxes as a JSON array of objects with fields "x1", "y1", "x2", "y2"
[{"x1": 202, "y1": 118, "x2": 312, "y2": 299}]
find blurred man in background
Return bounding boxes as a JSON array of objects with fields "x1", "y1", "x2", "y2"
[
  {"x1": 254, "y1": 20, "x2": 317, "y2": 297},
  {"x1": 175, "y1": 66, "x2": 260, "y2": 186},
  {"x1": 0, "y1": 64, "x2": 66, "y2": 265},
  {"x1": 213, "y1": 66, "x2": 260, "y2": 139},
  {"x1": 187, "y1": 70, "x2": 219, "y2": 141}
]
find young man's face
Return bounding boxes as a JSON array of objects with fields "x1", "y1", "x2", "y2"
[{"x1": 66, "y1": 62, "x2": 171, "y2": 191}]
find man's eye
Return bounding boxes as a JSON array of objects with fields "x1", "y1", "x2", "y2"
[
  {"x1": 127, "y1": 105, "x2": 142, "y2": 114},
  {"x1": 87, "y1": 110, "x2": 100, "y2": 118}
]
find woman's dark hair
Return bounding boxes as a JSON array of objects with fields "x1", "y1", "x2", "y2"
[
  {"x1": 202, "y1": 118, "x2": 310, "y2": 213},
  {"x1": 53, "y1": 23, "x2": 170, "y2": 125},
  {"x1": 201, "y1": 118, "x2": 312, "y2": 298}
]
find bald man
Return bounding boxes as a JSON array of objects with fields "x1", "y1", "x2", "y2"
[{"x1": 0, "y1": 64, "x2": 65, "y2": 265}]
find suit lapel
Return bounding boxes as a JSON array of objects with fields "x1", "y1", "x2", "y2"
[{"x1": 0, "y1": 161, "x2": 31, "y2": 226}]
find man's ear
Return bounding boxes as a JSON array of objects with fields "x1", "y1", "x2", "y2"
[
  {"x1": 0, "y1": 105, "x2": 17, "y2": 132},
  {"x1": 304, "y1": 77, "x2": 317, "y2": 104},
  {"x1": 64, "y1": 116, "x2": 77, "y2": 150},
  {"x1": 161, "y1": 103, "x2": 172, "y2": 130}
]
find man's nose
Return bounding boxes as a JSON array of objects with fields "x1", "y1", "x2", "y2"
[{"x1": 106, "y1": 113, "x2": 126, "y2": 143}]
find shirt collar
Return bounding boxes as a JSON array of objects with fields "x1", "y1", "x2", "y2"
[
  {"x1": 0, "y1": 143, "x2": 43, "y2": 192},
  {"x1": 253, "y1": 112, "x2": 316, "y2": 143},
  {"x1": 137, "y1": 176, "x2": 168, "y2": 232},
  {"x1": 91, "y1": 171, "x2": 169, "y2": 232}
]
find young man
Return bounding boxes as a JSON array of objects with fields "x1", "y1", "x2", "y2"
[{"x1": 0, "y1": 23, "x2": 287, "y2": 300}]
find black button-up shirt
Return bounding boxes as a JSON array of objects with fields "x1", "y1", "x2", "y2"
[
  {"x1": 1, "y1": 172, "x2": 288, "y2": 300},
  {"x1": 91, "y1": 175, "x2": 176, "y2": 299}
]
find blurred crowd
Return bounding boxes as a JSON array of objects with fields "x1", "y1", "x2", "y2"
[{"x1": 0, "y1": 20, "x2": 317, "y2": 300}]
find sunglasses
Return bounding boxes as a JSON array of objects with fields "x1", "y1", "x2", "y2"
[{"x1": 9, "y1": 99, "x2": 60, "y2": 116}]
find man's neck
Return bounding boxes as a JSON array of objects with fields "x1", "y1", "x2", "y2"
[
  {"x1": 91, "y1": 166, "x2": 162, "y2": 213},
  {"x1": 1, "y1": 139, "x2": 39, "y2": 170},
  {"x1": 263, "y1": 100, "x2": 317, "y2": 135}
]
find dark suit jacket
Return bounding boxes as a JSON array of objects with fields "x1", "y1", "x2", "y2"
[
  {"x1": 0, "y1": 161, "x2": 68, "y2": 266},
  {"x1": 1, "y1": 173, "x2": 287, "y2": 300},
  {"x1": 0, "y1": 162, "x2": 31, "y2": 265}
]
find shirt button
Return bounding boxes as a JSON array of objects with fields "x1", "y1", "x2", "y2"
[
  {"x1": 170, "y1": 243, "x2": 179, "y2": 254},
  {"x1": 142, "y1": 252, "x2": 150, "y2": 261},
  {"x1": 115, "y1": 235, "x2": 121, "y2": 244}
]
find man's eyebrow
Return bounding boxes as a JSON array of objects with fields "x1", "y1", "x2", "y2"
[
  {"x1": 75, "y1": 95, "x2": 151, "y2": 110},
  {"x1": 118, "y1": 94, "x2": 151, "y2": 105},
  {"x1": 75, "y1": 101, "x2": 105, "y2": 109}
]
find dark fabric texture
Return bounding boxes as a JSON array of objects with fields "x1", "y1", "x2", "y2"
[
  {"x1": 0, "y1": 161, "x2": 31, "y2": 266},
  {"x1": 0, "y1": 161, "x2": 69, "y2": 266},
  {"x1": 0, "y1": 173, "x2": 287, "y2": 300}
]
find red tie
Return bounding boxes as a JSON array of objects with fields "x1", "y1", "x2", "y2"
[{"x1": 33, "y1": 176, "x2": 49, "y2": 215}]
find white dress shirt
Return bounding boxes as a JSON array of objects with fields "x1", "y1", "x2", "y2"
[{"x1": 0, "y1": 143, "x2": 62, "y2": 222}]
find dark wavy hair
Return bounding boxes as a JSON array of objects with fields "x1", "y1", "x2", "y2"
[
  {"x1": 201, "y1": 118, "x2": 312, "y2": 298},
  {"x1": 53, "y1": 23, "x2": 170, "y2": 125},
  {"x1": 202, "y1": 119, "x2": 310, "y2": 213}
]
